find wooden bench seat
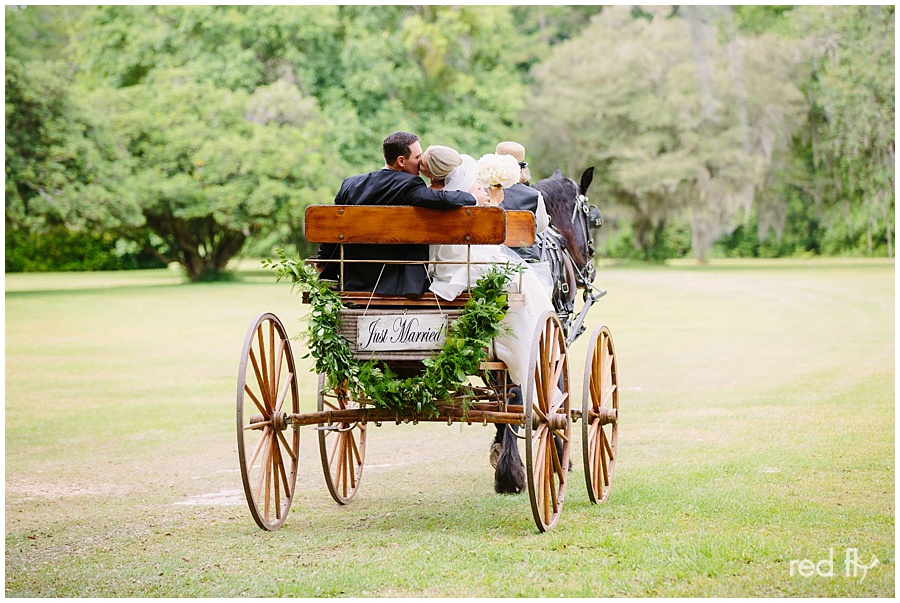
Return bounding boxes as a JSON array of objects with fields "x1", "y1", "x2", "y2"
[
  {"x1": 304, "y1": 204, "x2": 535, "y2": 308},
  {"x1": 302, "y1": 290, "x2": 525, "y2": 308}
]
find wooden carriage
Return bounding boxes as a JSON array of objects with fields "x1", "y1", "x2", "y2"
[{"x1": 236, "y1": 205, "x2": 618, "y2": 532}]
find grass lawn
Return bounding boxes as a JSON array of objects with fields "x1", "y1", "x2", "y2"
[{"x1": 5, "y1": 258, "x2": 894, "y2": 596}]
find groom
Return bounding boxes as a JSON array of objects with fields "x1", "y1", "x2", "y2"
[{"x1": 317, "y1": 131, "x2": 476, "y2": 296}]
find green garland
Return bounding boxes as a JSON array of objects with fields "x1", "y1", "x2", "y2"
[{"x1": 263, "y1": 250, "x2": 516, "y2": 416}]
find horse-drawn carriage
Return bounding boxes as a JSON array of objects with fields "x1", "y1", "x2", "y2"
[{"x1": 235, "y1": 170, "x2": 618, "y2": 533}]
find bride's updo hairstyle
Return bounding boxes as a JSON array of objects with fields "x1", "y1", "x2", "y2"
[{"x1": 423, "y1": 145, "x2": 463, "y2": 180}]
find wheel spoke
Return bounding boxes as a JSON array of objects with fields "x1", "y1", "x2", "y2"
[
  {"x1": 268, "y1": 322, "x2": 276, "y2": 400},
  {"x1": 255, "y1": 436, "x2": 271, "y2": 510},
  {"x1": 534, "y1": 429, "x2": 547, "y2": 485},
  {"x1": 550, "y1": 433, "x2": 565, "y2": 480},
  {"x1": 599, "y1": 429, "x2": 610, "y2": 487},
  {"x1": 244, "y1": 419, "x2": 271, "y2": 431},
  {"x1": 273, "y1": 338, "x2": 285, "y2": 399},
  {"x1": 593, "y1": 422, "x2": 603, "y2": 493},
  {"x1": 588, "y1": 416, "x2": 600, "y2": 445},
  {"x1": 276, "y1": 429, "x2": 298, "y2": 462},
  {"x1": 256, "y1": 327, "x2": 271, "y2": 408},
  {"x1": 349, "y1": 428, "x2": 363, "y2": 465},
  {"x1": 244, "y1": 384, "x2": 268, "y2": 418},
  {"x1": 549, "y1": 389, "x2": 568, "y2": 416},
  {"x1": 540, "y1": 351, "x2": 552, "y2": 413},
  {"x1": 327, "y1": 428, "x2": 341, "y2": 468},
  {"x1": 544, "y1": 439, "x2": 554, "y2": 523},
  {"x1": 532, "y1": 421, "x2": 547, "y2": 447},
  {"x1": 534, "y1": 360, "x2": 547, "y2": 411},
  {"x1": 602, "y1": 426, "x2": 615, "y2": 461},
  {"x1": 272, "y1": 437, "x2": 282, "y2": 519},
  {"x1": 264, "y1": 450, "x2": 272, "y2": 522},
  {"x1": 590, "y1": 366, "x2": 602, "y2": 410},
  {"x1": 344, "y1": 435, "x2": 355, "y2": 492},
  {"x1": 552, "y1": 428, "x2": 569, "y2": 443},
  {"x1": 247, "y1": 426, "x2": 270, "y2": 470},
  {"x1": 331, "y1": 437, "x2": 343, "y2": 493},
  {"x1": 248, "y1": 348, "x2": 271, "y2": 411},
  {"x1": 274, "y1": 372, "x2": 293, "y2": 413},
  {"x1": 341, "y1": 435, "x2": 351, "y2": 497},
  {"x1": 273, "y1": 434, "x2": 292, "y2": 500},
  {"x1": 600, "y1": 383, "x2": 617, "y2": 409},
  {"x1": 550, "y1": 350, "x2": 566, "y2": 395}
]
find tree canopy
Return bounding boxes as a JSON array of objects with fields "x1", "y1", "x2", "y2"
[{"x1": 5, "y1": 5, "x2": 894, "y2": 277}]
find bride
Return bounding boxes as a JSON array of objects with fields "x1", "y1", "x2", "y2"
[{"x1": 420, "y1": 145, "x2": 554, "y2": 386}]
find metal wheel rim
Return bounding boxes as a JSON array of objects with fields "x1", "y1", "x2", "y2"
[
  {"x1": 317, "y1": 373, "x2": 367, "y2": 505},
  {"x1": 582, "y1": 325, "x2": 618, "y2": 504},
  {"x1": 236, "y1": 313, "x2": 300, "y2": 531},
  {"x1": 524, "y1": 311, "x2": 570, "y2": 532}
]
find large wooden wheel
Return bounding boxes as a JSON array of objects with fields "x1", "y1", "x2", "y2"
[
  {"x1": 524, "y1": 311, "x2": 571, "y2": 532},
  {"x1": 236, "y1": 313, "x2": 300, "y2": 531},
  {"x1": 582, "y1": 325, "x2": 618, "y2": 503},
  {"x1": 317, "y1": 373, "x2": 367, "y2": 504}
]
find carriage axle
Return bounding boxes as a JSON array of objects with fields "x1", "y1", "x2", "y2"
[
  {"x1": 286, "y1": 407, "x2": 527, "y2": 429},
  {"x1": 244, "y1": 405, "x2": 616, "y2": 433}
]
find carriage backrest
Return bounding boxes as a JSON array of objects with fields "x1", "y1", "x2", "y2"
[{"x1": 304, "y1": 205, "x2": 535, "y2": 247}]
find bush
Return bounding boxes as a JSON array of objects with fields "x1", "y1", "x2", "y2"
[{"x1": 5, "y1": 226, "x2": 166, "y2": 272}]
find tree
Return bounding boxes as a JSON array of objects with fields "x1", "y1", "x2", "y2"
[
  {"x1": 95, "y1": 71, "x2": 344, "y2": 280},
  {"x1": 793, "y1": 6, "x2": 895, "y2": 257},
  {"x1": 71, "y1": 5, "x2": 528, "y2": 171},
  {"x1": 5, "y1": 5, "x2": 86, "y2": 63},
  {"x1": 525, "y1": 6, "x2": 806, "y2": 261},
  {"x1": 5, "y1": 57, "x2": 141, "y2": 238}
]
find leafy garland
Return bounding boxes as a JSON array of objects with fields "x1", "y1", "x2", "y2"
[{"x1": 263, "y1": 250, "x2": 516, "y2": 416}]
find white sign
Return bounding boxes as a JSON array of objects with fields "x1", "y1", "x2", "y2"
[{"x1": 356, "y1": 314, "x2": 447, "y2": 352}]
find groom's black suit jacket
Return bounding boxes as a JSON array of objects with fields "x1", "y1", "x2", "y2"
[{"x1": 318, "y1": 168, "x2": 476, "y2": 296}]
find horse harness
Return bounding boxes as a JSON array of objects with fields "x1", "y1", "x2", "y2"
[{"x1": 535, "y1": 190, "x2": 603, "y2": 333}]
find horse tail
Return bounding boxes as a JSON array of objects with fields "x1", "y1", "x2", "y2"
[
  {"x1": 494, "y1": 386, "x2": 526, "y2": 494},
  {"x1": 494, "y1": 425, "x2": 526, "y2": 494}
]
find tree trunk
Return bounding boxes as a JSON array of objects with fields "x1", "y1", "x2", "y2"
[
  {"x1": 885, "y1": 208, "x2": 893, "y2": 258},
  {"x1": 145, "y1": 213, "x2": 249, "y2": 282}
]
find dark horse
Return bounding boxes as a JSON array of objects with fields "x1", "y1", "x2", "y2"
[{"x1": 491, "y1": 167, "x2": 603, "y2": 494}]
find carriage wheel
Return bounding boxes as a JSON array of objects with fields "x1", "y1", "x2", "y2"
[
  {"x1": 524, "y1": 311, "x2": 571, "y2": 532},
  {"x1": 582, "y1": 325, "x2": 618, "y2": 503},
  {"x1": 317, "y1": 373, "x2": 367, "y2": 504},
  {"x1": 236, "y1": 313, "x2": 300, "y2": 531}
]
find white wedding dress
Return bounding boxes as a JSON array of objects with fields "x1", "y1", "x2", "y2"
[{"x1": 428, "y1": 155, "x2": 554, "y2": 385}]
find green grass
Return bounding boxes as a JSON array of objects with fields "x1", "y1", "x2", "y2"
[{"x1": 5, "y1": 259, "x2": 894, "y2": 596}]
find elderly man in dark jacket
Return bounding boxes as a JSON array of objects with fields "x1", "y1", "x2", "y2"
[{"x1": 318, "y1": 131, "x2": 476, "y2": 296}]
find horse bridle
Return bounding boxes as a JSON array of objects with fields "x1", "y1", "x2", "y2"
[{"x1": 569, "y1": 190, "x2": 602, "y2": 285}]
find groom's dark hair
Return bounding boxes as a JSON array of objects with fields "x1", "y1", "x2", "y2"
[{"x1": 383, "y1": 131, "x2": 420, "y2": 165}]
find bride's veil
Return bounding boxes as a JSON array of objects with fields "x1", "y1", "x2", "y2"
[{"x1": 445, "y1": 154, "x2": 477, "y2": 192}]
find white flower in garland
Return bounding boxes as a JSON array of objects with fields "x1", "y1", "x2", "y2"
[{"x1": 476, "y1": 153, "x2": 520, "y2": 189}]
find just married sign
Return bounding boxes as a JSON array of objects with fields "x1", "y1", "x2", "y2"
[{"x1": 356, "y1": 314, "x2": 447, "y2": 352}]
